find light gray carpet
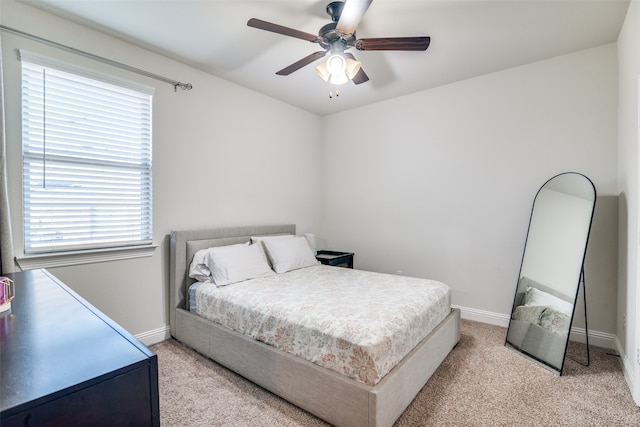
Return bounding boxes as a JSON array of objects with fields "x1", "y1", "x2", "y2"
[{"x1": 151, "y1": 320, "x2": 640, "y2": 426}]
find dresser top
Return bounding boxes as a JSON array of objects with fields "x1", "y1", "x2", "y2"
[{"x1": 1, "y1": 269, "x2": 153, "y2": 414}]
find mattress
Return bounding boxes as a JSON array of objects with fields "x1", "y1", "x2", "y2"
[
  {"x1": 195, "y1": 264, "x2": 450, "y2": 386},
  {"x1": 188, "y1": 281, "x2": 205, "y2": 313}
]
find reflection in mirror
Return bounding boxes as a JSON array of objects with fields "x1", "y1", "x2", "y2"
[{"x1": 505, "y1": 172, "x2": 596, "y2": 374}]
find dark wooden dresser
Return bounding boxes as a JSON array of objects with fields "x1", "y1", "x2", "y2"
[{"x1": 0, "y1": 269, "x2": 160, "y2": 426}]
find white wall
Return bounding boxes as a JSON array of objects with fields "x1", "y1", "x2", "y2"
[
  {"x1": 616, "y1": 0, "x2": 640, "y2": 405},
  {"x1": 321, "y1": 44, "x2": 619, "y2": 335},
  {"x1": 1, "y1": 0, "x2": 323, "y2": 342}
]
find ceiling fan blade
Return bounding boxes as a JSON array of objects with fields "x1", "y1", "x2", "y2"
[
  {"x1": 247, "y1": 18, "x2": 321, "y2": 43},
  {"x1": 351, "y1": 67, "x2": 369, "y2": 85},
  {"x1": 336, "y1": 0, "x2": 373, "y2": 36},
  {"x1": 356, "y1": 36, "x2": 431, "y2": 51},
  {"x1": 343, "y1": 52, "x2": 369, "y2": 84},
  {"x1": 276, "y1": 51, "x2": 327, "y2": 76}
]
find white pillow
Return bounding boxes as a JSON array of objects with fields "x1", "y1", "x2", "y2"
[
  {"x1": 250, "y1": 234, "x2": 295, "y2": 265},
  {"x1": 524, "y1": 286, "x2": 573, "y2": 316},
  {"x1": 262, "y1": 235, "x2": 319, "y2": 274},
  {"x1": 188, "y1": 248, "x2": 212, "y2": 282},
  {"x1": 251, "y1": 234, "x2": 295, "y2": 248},
  {"x1": 206, "y1": 242, "x2": 275, "y2": 287}
]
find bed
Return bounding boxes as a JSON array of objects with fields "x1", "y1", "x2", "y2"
[{"x1": 169, "y1": 225, "x2": 460, "y2": 427}]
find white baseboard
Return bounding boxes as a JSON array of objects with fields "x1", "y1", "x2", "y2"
[
  {"x1": 615, "y1": 336, "x2": 639, "y2": 405},
  {"x1": 452, "y1": 304, "x2": 510, "y2": 327},
  {"x1": 569, "y1": 326, "x2": 617, "y2": 350},
  {"x1": 453, "y1": 304, "x2": 617, "y2": 349},
  {"x1": 135, "y1": 325, "x2": 170, "y2": 346}
]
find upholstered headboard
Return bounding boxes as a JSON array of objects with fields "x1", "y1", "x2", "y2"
[{"x1": 169, "y1": 224, "x2": 295, "y2": 336}]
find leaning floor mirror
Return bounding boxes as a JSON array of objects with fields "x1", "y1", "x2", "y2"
[{"x1": 505, "y1": 172, "x2": 596, "y2": 374}]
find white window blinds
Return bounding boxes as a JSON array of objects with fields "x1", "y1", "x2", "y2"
[{"x1": 21, "y1": 52, "x2": 153, "y2": 254}]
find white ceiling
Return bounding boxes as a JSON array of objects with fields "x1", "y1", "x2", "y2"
[{"x1": 22, "y1": 0, "x2": 630, "y2": 116}]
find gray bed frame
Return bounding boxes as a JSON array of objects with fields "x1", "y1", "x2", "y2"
[{"x1": 170, "y1": 225, "x2": 460, "y2": 427}]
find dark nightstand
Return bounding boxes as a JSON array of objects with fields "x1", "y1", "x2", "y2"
[{"x1": 316, "y1": 250, "x2": 354, "y2": 268}]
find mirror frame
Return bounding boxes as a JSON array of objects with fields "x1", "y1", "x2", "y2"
[{"x1": 505, "y1": 172, "x2": 596, "y2": 374}]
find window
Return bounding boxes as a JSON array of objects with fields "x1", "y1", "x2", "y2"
[{"x1": 21, "y1": 51, "x2": 153, "y2": 254}]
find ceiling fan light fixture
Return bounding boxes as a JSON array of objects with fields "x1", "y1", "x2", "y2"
[
  {"x1": 315, "y1": 54, "x2": 361, "y2": 85},
  {"x1": 327, "y1": 54, "x2": 347, "y2": 75},
  {"x1": 345, "y1": 57, "x2": 362, "y2": 79},
  {"x1": 330, "y1": 71, "x2": 349, "y2": 85},
  {"x1": 314, "y1": 61, "x2": 331, "y2": 82}
]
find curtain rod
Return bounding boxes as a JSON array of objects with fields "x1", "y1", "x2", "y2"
[{"x1": 0, "y1": 24, "x2": 193, "y2": 91}]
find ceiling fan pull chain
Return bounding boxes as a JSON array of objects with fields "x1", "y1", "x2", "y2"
[{"x1": 328, "y1": 82, "x2": 340, "y2": 99}]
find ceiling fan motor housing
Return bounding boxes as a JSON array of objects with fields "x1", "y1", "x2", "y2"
[
  {"x1": 319, "y1": 22, "x2": 354, "y2": 53},
  {"x1": 326, "y1": 1, "x2": 345, "y2": 22}
]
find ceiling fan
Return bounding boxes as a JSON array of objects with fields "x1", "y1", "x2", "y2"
[{"x1": 247, "y1": 0, "x2": 430, "y2": 86}]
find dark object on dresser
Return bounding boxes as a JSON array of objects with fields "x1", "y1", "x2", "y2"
[{"x1": 0, "y1": 269, "x2": 160, "y2": 426}]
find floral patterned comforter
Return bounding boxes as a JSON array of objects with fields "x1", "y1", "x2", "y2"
[{"x1": 195, "y1": 265, "x2": 451, "y2": 386}]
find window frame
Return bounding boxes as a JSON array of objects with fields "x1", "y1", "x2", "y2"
[{"x1": 18, "y1": 51, "x2": 156, "y2": 267}]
